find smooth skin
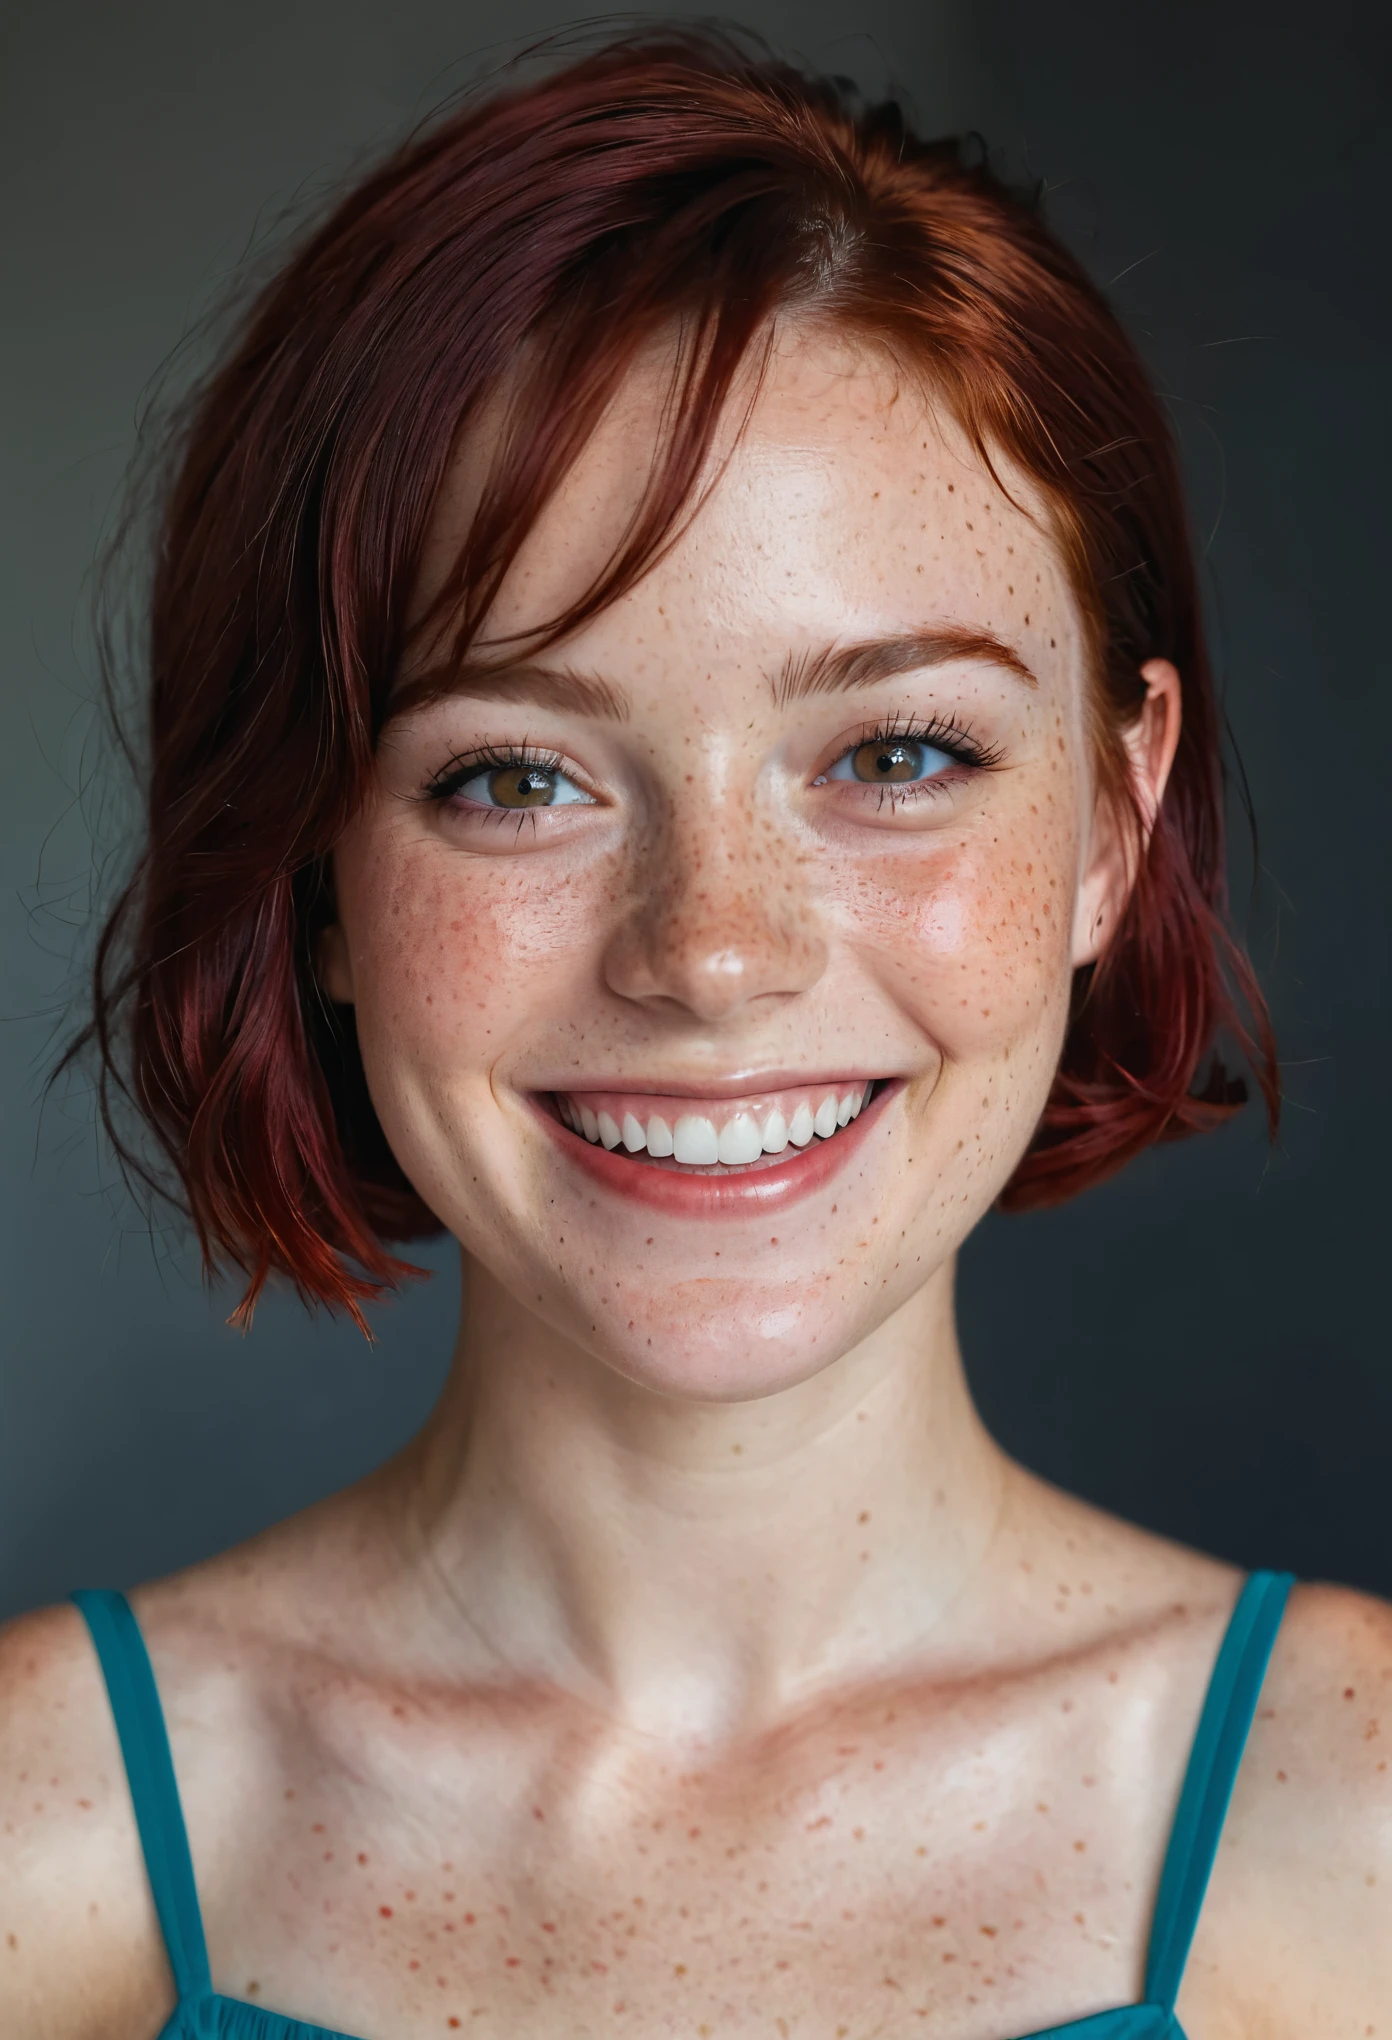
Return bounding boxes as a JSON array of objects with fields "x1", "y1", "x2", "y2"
[{"x1": 2, "y1": 329, "x2": 1389, "y2": 2040}]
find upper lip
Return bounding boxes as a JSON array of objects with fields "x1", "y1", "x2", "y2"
[{"x1": 533, "y1": 1071, "x2": 890, "y2": 1099}]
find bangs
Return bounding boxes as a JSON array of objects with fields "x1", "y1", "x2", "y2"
[{"x1": 74, "y1": 26, "x2": 1276, "y2": 1324}]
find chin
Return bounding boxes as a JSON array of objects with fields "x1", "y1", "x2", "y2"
[{"x1": 547, "y1": 1276, "x2": 901, "y2": 1404}]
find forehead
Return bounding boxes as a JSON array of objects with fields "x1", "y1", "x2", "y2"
[{"x1": 421, "y1": 325, "x2": 1084, "y2": 687}]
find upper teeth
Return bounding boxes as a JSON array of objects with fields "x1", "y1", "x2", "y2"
[{"x1": 557, "y1": 1086, "x2": 872, "y2": 1160}]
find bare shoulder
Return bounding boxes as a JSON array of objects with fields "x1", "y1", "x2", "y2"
[
  {"x1": 1244, "y1": 1578, "x2": 1392, "y2": 1880},
  {"x1": 0, "y1": 1599, "x2": 173, "y2": 2040},
  {"x1": 1187, "y1": 1578, "x2": 1392, "y2": 2035},
  {"x1": 0, "y1": 1493, "x2": 375, "y2": 2040}
]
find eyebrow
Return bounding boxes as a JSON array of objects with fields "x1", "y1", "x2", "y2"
[
  {"x1": 772, "y1": 626, "x2": 1037, "y2": 706},
  {"x1": 386, "y1": 623, "x2": 1036, "y2": 725},
  {"x1": 387, "y1": 661, "x2": 631, "y2": 724}
]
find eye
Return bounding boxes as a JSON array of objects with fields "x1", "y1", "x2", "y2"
[
  {"x1": 443, "y1": 760, "x2": 594, "y2": 809},
  {"x1": 823, "y1": 736, "x2": 959, "y2": 787}
]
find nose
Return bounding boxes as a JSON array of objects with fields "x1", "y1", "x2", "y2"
[{"x1": 601, "y1": 787, "x2": 829, "y2": 1025}]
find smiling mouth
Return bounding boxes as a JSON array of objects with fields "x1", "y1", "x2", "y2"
[{"x1": 548, "y1": 1081, "x2": 878, "y2": 1173}]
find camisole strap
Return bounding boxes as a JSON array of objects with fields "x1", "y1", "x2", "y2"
[
  {"x1": 1143, "y1": 1568, "x2": 1294, "y2": 2012},
  {"x1": 70, "y1": 1588, "x2": 212, "y2": 2004}
]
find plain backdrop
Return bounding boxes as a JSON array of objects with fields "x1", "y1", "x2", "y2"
[{"x1": 1, "y1": 0, "x2": 1388, "y2": 1620}]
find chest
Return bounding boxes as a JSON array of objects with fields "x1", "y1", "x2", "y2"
[{"x1": 194, "y1": 1683, "x2": 1172, "y2": 2040}]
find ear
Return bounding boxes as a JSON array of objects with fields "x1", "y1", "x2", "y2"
[
  {"x1": 1070, "y1": 657, "x2": 1183, "y2": 968},
  {"x1": 316, "y1": 920, "x2": 356, "y2": 1004}
]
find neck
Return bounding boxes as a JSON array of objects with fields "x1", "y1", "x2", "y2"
[{"x1": 388, "y1": 1253, "x2": 1010, "y2": 1745}]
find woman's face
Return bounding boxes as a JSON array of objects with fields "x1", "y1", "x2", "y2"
[{"x1": 323, "y1": 330, "x2": 1149, "y2": 1398}]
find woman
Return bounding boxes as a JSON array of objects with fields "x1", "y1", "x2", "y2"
[{"x1": 2, "y1": 28, "x2": 1387, "y2": 2040}]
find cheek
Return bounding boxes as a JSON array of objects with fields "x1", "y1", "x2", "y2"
[
  {"x1": 845, "y1": 811, "x2": 1078, "y2": 1065},
  {"x1": 344, "y1": 835, "x2": 606, "y2": 1073}
]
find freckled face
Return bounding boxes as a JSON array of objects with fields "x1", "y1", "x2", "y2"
[{"x1": 325, "y1": 332, "x2": 1098, "y2": 1396}]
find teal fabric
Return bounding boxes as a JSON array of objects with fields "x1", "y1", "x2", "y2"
[{"x1": 71, "y1": 1568, "x2": 1294, "y2": 2040}]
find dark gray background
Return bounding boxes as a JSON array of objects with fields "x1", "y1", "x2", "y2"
[{"x1": 2, "y1": 0, "x2": 1387, "y2": 1621}]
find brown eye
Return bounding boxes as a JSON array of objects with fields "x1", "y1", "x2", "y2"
[
  {"x1": 821, "y1": 733, "x2": 959, "y2": 794},
  {"x1": 850, "y1": 739, "x2": 931, "y2": 782},
  {"x1": 438, "y1": 756, "x2": 593, "y2": 812},
  {"x1": 487, "y1": 765, "x2": 559, "y2": 807}
]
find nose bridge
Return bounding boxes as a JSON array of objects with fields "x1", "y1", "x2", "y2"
[{"x1": 603, "y1": 759, "x2": 827, "y2": 1022}]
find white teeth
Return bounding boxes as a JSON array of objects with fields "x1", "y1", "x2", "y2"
[
  {"x1": 673, "y1": 1114, "x2": 720, "y2": 1164},
  {"x1": 560, "y1": 1086, "x2": 876, "y2": 1159},
  {"x1": 717, "y1": 1111, "x2": 763, "y2": 1165},
  {"x1": 787, "y1": 1102, "x2": 815, "y2": 1147},
  {"x1": 761, "y1": 1107, "x2": 789, "y2": 1153}
]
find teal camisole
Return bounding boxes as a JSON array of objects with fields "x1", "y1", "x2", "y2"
[{"x1": 71, "y1": 1569, "x2": 1294, "y2": 2040}]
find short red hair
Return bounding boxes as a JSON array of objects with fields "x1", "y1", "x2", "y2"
[{"x1": 81, "y1": 28, "x2": 1278, "y2": 1326}]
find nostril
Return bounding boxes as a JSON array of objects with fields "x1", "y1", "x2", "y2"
[{"x1": 602, "y1": 907, "x2": 828, "y2": 1022}]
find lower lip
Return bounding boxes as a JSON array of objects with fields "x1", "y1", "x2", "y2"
[{"x1": 531, "y1": 1084, "x2": 896, "y2": 1218}]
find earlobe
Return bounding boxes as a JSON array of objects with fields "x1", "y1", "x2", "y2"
[
  {"x1": 1070, "y1": 658, "x2": 1183, "y2": 970},
  {"x1": 316, "y1": 922, "x2": 356, "y2": 1004}
]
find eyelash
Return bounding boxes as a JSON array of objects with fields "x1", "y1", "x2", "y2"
[
  {"x1": 420, "y1": 741, "x2": 578, "y2": 833},
  {"x1": 419, "y1": 716, "x2": 1003, "y2": 815},
  {"x1": 423, "y1": 741, "x2": 566, "y2": 803},
  {"x1": 824, "y1": 712, "x2": 1004, "y2": 807}
]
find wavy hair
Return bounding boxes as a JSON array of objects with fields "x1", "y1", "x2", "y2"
[{"x1": 72, "y1": 26, "x2": 1279, "y2": 1326}]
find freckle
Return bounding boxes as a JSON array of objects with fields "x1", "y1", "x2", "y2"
[
  {"x1": 1073, "y1": 1840, "x2": 1086, "y2": 1852},
  {"x1": 247, "y1": 1980, "x2": 260, "y2": 1996}
]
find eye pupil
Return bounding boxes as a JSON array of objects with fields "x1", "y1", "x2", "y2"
[
  {"x1": 490, "y1": 766, "x2": 554, "y2": 807},
  {"x1": 853, "y1": 740, "x2": 921, "y2": 783}
]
